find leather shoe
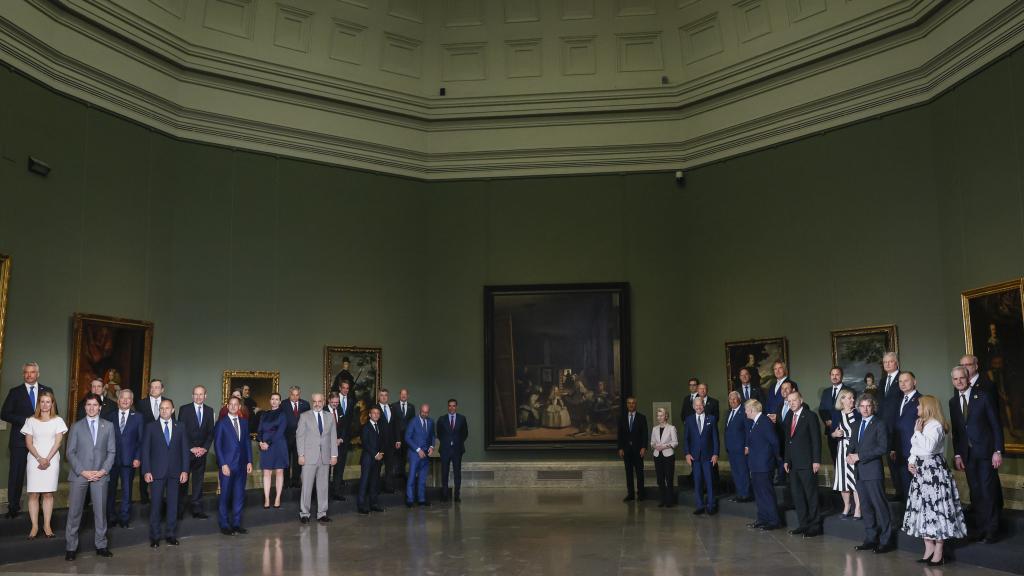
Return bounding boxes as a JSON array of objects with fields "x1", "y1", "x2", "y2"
[
  {"x1": 855, "y1": 543, "x2": 877, "y2": 551},
  {"x1": 150, "y1": 540, "x2": 160, "y2": 548},
  {"x1": 419, "y1": 501, "x2": 431, "y2": 507},
  {"x1": 874, "y1": 544, "x2": 896, "y2": 554},
  {"x1": 166, "y1": 538, "x2": 179, "y2": 546},
  {"x1": 96, "y1": 548, "x2": 113, "y2": 557},
  {"x1": 693, "y1": 508, "x2": 706, "y2": 515},
  {"x1": 221, "y1": 528, "x2": 233, "y2": 535},
  {"x1": 759, "y1": 525, "x2": 779, "y2": 531},
  {"x1": 454, "y1": 495, "x2": 461, "y2": 502},
  {"x1": 789, "y1": 528, "x2": 806, "y2": 535},
  {"x1": 371, "y1": 505, "x2": 385, "y2": 512},
  {"x1": 747, "y1": 522, "x2": 763, "y2": 529},
  {"x1": 358, "y1": 508, "x2": 370, "y2": 515},
  {"x1": 707, "y1": 508, "x2": 718, "y2": 516},
  {"x1": 802, "y1": 530, "x2": 820, "y2": 538},
  {"x1": 406, "y1": 501, "x2": 415, "y2": 508},
  {"x1": 622, "y1": 495, "x2": 635, "y2": 502},
  {"x1": 193, "y1": 512, "x2": 209, "y2": 519},
  {"x1": 318, "y1": 516, "x2": 331, "y2": 524},
  {"x1": 233, "y1": 527, "x2": 248, "y2": 534},
  {"x1": 982, "y1": 535, "x2": 998, "y2": 544},
  {"x1": 300, "y1": 517, "x2": 310, "y2": 524},
  {"x1": 65, "y1": 551, "x2": 76, "y2": 561}
]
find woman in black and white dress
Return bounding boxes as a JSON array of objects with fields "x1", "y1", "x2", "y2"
[
  {"x1": 902, "y1": 395, "x2": 966, "y2": 566},
  {"x1": 830, "y1": 389, "x2": 860, "y2": 519}
]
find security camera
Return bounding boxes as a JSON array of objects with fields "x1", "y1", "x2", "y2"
[{"x1": 674, "y1": 170, "x2": 685, "y2": 186}]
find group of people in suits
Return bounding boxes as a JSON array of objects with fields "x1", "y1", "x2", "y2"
[
  {"x1": 1, "y1": 364, "x2": 472, "y2": 562},
  {"x1": 617, "y1": 354, "x2": 1006, "y2": 566}
]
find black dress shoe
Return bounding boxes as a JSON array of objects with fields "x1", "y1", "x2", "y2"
[
  {"x1": 96, "y1": 548, "x2": 113, "y2": 557},
  {"x1": 874, "y1": 544, "x2": 896, "y2": 554},
  {"x1": 233, "y1": 527, "x2": 248, "y2": 534},
  {"x1": 166, "y1": 538, "x2": 179, "y2": 546},
  {"x1": 318, "y1": 516, "x2": 331, "y2": 523},
  {"x1": 454, "y1": 495, "x2": 461, "y2": 502},
  {"x1": 358, "y1": 508, "x2": 370, "y2": 515},
  {"x1": 693, "y1": 508, "x2": 706, "y2": 515},
  {"x1": 789, "y1": 528, "x2": 806, "y2": 535},
  {"x1": 193, "y1": 512, "x2": 209, "y2": 519},
  {"x1": 65, "y1": 551, "x2": 76, "y2": 561},
  {"x1": 707, "y1": 508, "x2": 718, "y2": 516},
  {"x1": 802, "y1": 530, "x2": 820, "y2": 538},
  {"x1": 747, "y1": 522, "x2": 763, "y2": 529},
  {"x1": 759, "y1": 525, "x2": 779, "y2": 531},
  {"x1": 150, "y1": 540, "x2": 160, "y2": 548},
  {"x1": 982, "y1": 535, "x2": 998, "y2": 544},
  {"x1": 855, "y1": 543, "x2": 876, "y2": 551},
  {"x1": 221, "y1": 528, "x2": 234, "y2": 535},
  {"x1": 300, "y1": 517, "x2": 310, "y2": 524},
  {"x1": 622, "y1": 495, "x2": 635, "y2": 502},
  {"x1": 419, "y1": 501, "x2": 431, "y2": 507},
  {"x1": 371, "y1": 505, "x2": 385, "y2": 512},
  {"x1": 406, "y1": 501, "x2": 415, "y2": 508}
]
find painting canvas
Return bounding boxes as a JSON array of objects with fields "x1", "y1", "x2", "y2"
[
  {"x1": 68, "y1": 313, "x2": 153, "y2": 425},
  {"x1": 0, "y1": 253, "x2": 9, "y2": 380},
  {"x1": 484, "y1": 283, "x2": 631, "y2": 450},
  {"x1": 222, "y1": 370, "x2": 279, "y2": 439},
  {"x1": 962, "y1": 279, "x2": 1024, "y2": 453},
  {"x1": 324, "y1": 345, "x2": 381, "y2": 439},
  {"x1": 724, "y1": 337, "x2": 788, "y2": 395},
  {"x1": 831, "y1": 325, "x2": 898, "y2": 393}
]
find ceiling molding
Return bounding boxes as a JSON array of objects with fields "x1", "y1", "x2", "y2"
[{"x1": 1, "y1": 0, "x2": 1022, "y2": 180}]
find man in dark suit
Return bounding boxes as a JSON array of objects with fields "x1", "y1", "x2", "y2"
[
  {"x1": 135, "y1": 379, "x2": 169, "y2": 505},
  {"x1": 1, "y1": 362, "x2": 53, "y2": 518},
  {"x1": 724, "y1": 391, "x2": 751, "y2": 502},
  {"x1": 695, "y1": 382, "x2": 720, "y2": 422},
  {"x1": 358, "y1": 406, "x2": 386, "y2": 514},
  {"x1": 818, "y1": 367, "x2": 853, "y2": 466},
  {"x1": 617, "y1": 396, "x2": 647, "y2": 502},
  {"x1": 876, "y1": 352, "x2": 903, "y2": 500},
  {"x1": 215, "y1": 396, "x2": 253, "y2": 535},
  {"x1": 328, "y1": 387, "x2": 355, "y2": 500},
  {"x1": 679, "y1": 378, "x2": 700, "y2": 424},
  {"x1": 891, "y1": 372, "x2": 921, "y2": 499},
  {"x1": 284, "y1": 386, "x2": 311, "y2": 488},
  {"x1": 744, "y1": 399, "x2": 781, "y2": 530},
  {"x1": 177, "y1": 385, "x2": 215, "y2": 519},
  {"x1": 404, "y1": 403, "x2": 435, "y2": 507},
  {"x1": 847, "y1": 393, "x2": 894, "y2": 553},
  {"x1": 783, "y1": 390, "x2": 822, "y2": 537},
  {"x1": 437, "y1": 398, "x2": 469, "y2": 502},
  {"x1": 76, "y1": 379, "x2": 117, "y2": 421},
  {"x1": 765, "y1": 361, "x2": 794, "y2": 418},
  {"x1": 375, "y1": 388, "x2": 401, "y2": 493},
  {"x1": 684, "y1": 396, "x2": 719, "y2": 515},
  {"x1": 391, "y1": 388, "x2": 414, "y2": 483},
  {"x1": 772, "y1": 380, "x2": 797, "y2": 487},
  {"x1": 734, "y1": 368, "x2": 764, "y2": 404},
  {"x1": 960, "y1": 354, "x2": 996, "y2": 396},
  {"x1": 106, "y1": 389, "x2": 143, "y2": 528},
  {"x1": 140, "y1": 398, "x2": 190, "y2": 547},
  {"x1": 950, "y1": 366, "x2": 1004, "y2": 543}
]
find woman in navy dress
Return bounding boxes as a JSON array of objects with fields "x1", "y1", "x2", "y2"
[{"x1": 257, "y1": 392, "x2": 288, "y2": 508}]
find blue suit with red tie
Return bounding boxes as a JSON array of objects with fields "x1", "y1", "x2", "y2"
[{"x1": 215, "y1": 415, "x2": 252, "y2": 531}]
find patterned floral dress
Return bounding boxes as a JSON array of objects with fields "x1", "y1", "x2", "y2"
[{"x1": 901, "y1": 419, "x2": 967, "y2": 540}]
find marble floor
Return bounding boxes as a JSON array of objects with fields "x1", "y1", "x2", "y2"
[{"x1": 0, "y1": 489, "x2": 1012, "y2": 576}]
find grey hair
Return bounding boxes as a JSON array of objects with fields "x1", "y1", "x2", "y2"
[
  {"x1": 289, "y1": 386, "x2": 301, "y2": 393},
  {"x1": 951, "y1": 366, "x2": 968, "y2": 378},
  {"x1": 728, "y1": 390, "x2": 741, "y2": 401},
  {"x1": 692, "y1": 396, "x2": 705, "y2": 408},
  {"x1": 118, "y1": 389, "x2": 134, "y2": 399},
  {"x1": 882, "y1": 352, "x2": 899, "y2": 363},
  {"x1": 22, "y1": 362, "x2": 40, "y2": 371}
]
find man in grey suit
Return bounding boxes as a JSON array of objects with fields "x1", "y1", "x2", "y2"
[
  {"x1": 65, "y1": 394, "x2": 116, "y2": 561},
  {"x1": 847, "y1": 393, "x2": 895, "y2": 554},
  {"x1": 297, "y1": 392, "x2": 337, "y2": 524}
]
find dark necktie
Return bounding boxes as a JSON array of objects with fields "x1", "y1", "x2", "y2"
[
  {"x1": 317, "y1": 412, "x2": 323, "y2": 435},
  {"x1": 858, "y1": 419, "x2": 866, "y2": 441},
  {"x1": 728, "y1": 409, "x2": 735, "y2": 426},
  {"x1": 233, "y1": 417, "x2": 240, "y2": 441},
  {"x1": 832, "y1": 387, "x2": 838, "y2": 403},
  {"x1": 293, "y1": 402, "x2": 299, "y2": 417},
  {"x1": 164, "y1": 421, "x2": 171, "y2": 446},
  {"x1": 961, "y1": 393, "x2": 969, "y2": 418},
  {"x1": 120, "y1": 411, "x2": 126, "y2": 432},
  {"x1": 743, "y1": 386, "x2": 749, "y2": 400}
]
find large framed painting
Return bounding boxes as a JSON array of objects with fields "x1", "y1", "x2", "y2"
[
  {"x1": 223, "y1": 370, "x2": 279, "y2": 438},
  {"x1": 484, "y1": 283, "x2": 631, "y2": 451},
  {"x1": 830, "y1": 324, "x2": 898, "y2": 393},
  {"x1": 68, "y1": 313, "x2": 153, "y2": 425},
  {"x1": 724, "y1": 337, "x2": 788, "y2": 395},
  {"x1": 0, "y1": 253, "x2": 10, "y2": 378},
  {"x1": 323, "y1": 345, "x2": 381, "y2": 438},
  {"x1": 962, "y1": 279, "x2": 1024, "y2": 453}
]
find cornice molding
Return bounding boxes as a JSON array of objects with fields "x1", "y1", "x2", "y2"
[{"x1": 1, "y1": 0, "x2": 1022, "y2": 180}]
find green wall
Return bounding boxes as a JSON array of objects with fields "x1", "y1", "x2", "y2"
[{"x1": 2, "y1": 47, "x2": 1024, "y2": 489}]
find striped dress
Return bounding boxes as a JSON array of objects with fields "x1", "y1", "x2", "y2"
[{"x1": 832, "y1": 410, "x2": 857, "y2": 492}]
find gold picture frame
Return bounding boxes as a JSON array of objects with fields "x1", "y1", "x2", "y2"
[
  {"x1": 324, "y1": 345, "x2": 381, "y2": 435},
  {"x1": 69, "y1": 313, "x2": 153, "y2": 425},
  {"x1": 961, "y1": 278, "x2": 1024, "y2": 454},
  {"x1": 830, "y1": 324, "x2": 898, "y2": 392},
  {"x1": 0, "y1": 253, "x2": 10, "y2": 380},
  {"x1": 724, "y1": 336, "x2": 789, "y2": 395},
  {"x1": 221, "y1": 370, "x2": 280, "y2": 409}
]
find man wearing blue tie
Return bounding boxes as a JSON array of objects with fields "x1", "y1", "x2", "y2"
[
  {"x1": 847, "y1": 394, "x2": 893, "y2": 553},
  {"x1": 436, "y1": 398, "x2": 468, "y2": 503},
  {"x1": 684, "y1": 396, "x2": 719, "y2": 515},
  {"x1": 1, "y1": 362, "x2": 53, "y2": 519},
  {"x1": 140, "y1": 399, "x2": 190, "y2": 548},
  {"x1": 405, "y1": 403, "x2": 435, "y2": 507},
  {"x1": 215, "y1": 396, "x2": 253, "y2": 535},
  {"x1": 724, "y1": 392, "x2": 752, "y2": 503},
  {"x1": 734, "y1": 368, "x2": 764, "y2": 404},
  {"x1": 106, "y1": 389, "x2": 143, "y2": 528}
]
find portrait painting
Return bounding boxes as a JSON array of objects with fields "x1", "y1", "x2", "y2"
[
  {"x1": 830, "y1": 325, "x2": 898, "y2": 393},
  {"x1": 323, "y1": 345, "x2": 381, "y2": 439},
  {"x1": 484, "y1": 283, "x2": 631, "y2": 450},
  {"x1": 68, "y1": 313, "x2": 153, "y2": 424},
  {"x1": 724, "y1": 337, "x2": 789, "y2": 394},
  {"x1": 0, "y1": 253, "x2": 9, "y2": 378},
  {"x1": 222, "y1": 370, "x2": 279, "y2": 438},
  {"x1": 962, "y1": 279, "x2": 1024, "y2": 453}
]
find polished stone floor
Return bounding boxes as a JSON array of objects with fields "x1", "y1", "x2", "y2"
[{"x1": 0, "y1": 489, "x2": 1012, "y2": 576}]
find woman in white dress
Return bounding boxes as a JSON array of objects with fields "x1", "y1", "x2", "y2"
[
  {"x1": 901, "y1": 395, "x2": 966, "y2": 566},
  {"x1": 830, "y1": 389, "x2": 860, "y2": 519},
  {"x1": 650, "y1": 407, "x2": 679, "y2": 508},
  {"x1": 20, "y1": 390, "x2": 67, "y2": 539}
]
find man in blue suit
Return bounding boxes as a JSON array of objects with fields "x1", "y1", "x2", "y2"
[
  {"x1": 141, "y1": 398, "x2": 190, "y2": 548},
  {"x1": 684, "y1": 396, "x2": 719, "y2": 515},
  {"x1": 358, "y1": 406, "x2": 386, "y2": 514},
  {"x1": 818, "y1": 367, "x2": 853, "y2": 465},
  {"x1": 744, "y1": 399, "x2": 780, "y2": 530},
  {"x1": 949, "y1": 366, "x2": 1004, "y2": 543},
  {"x1": 891, "y1": 372, "x2": 921, "y2": 499},
  {"x1": 436, "y1": 398, "x2": 468, "y2": 503},
  {"x1": 1, "y1": 362, "x2": 53, "y2": 519},
  {"x1": 404, "y1": 403, "x2": 435, "y2": 507},
  {"x1": 765, "y1": 361, "x2": 794, "y2": 417},
  {"x1": 106, "y1": 389, "x2": 143, "y2": 528},
  {"x1": 724, "y1": 392, "x2": 751, "y2": 503},
  {"x1": 215, "y1": 396, "x2": 253, "y2": 535}
]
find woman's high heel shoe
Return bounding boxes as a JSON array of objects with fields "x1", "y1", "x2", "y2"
[
  {"x1": 928, "y1": 558, "x2": 946, "y2": 566},
  {"x1": 44, "y1": 531, "x2": 55, "y2": 538},
  {"x1": 916, "y1": 558, "x2": 930, "y2": 563}
]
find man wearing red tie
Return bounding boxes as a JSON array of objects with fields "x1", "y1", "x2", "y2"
[
  {"x1": 783, "y1": 391, "x2": 822, "y2": 537},
  {"x1": 284, "y1": 386, "x2": 310, "y2": 489},
  {"x1": 436, "y1": 399, "x2": 468, "y2": 502}
]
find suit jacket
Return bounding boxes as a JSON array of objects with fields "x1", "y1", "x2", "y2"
[
  {"x1": 765, "y1": 378, "x2": 794, "y2": 416},
  {"x1": 847, "y1": 416, "x2": 888, "y2": 481},
  {"x1": 283, "y1": 398, "x2": 311, "y2": 437},
  {"x1": 66, "y1": 417, "x2": 117, "y2": 481},
  {"x1": 746, "y1": 415, "x2": 778, "y2": 473},
  {"x1": 649, "y1": 423, "x2": 678, "y2": 457},
  {"x1": 334, "y1": 395, "x2": 357, "y2": 441},
  {"x1": 295, "y1": 410, "x2": 337, "y2": 466},
  {"x1": 376, "y1": 403, "x2": 400, "y2": 448},
  {"x1": 141, "y1": 419, "x2": 190, "y2": 479},
  {"x1": 178, "y1": 403, "x2": 215, "y2": 452},
  {"x1": 875, "y1": 372, "x2": 902, "y2": 420},
  {"x1": 76, "y1": 396, "x2": 117, "y2": 422},
  {"x1": 436, "y1": 412, "x2": 469, "y2": 456},
  {"x1": 214, "y1": 415, "x2": 252, "y2": 471},
  {"x1": 684, "y1": 413, "x2": 719, "y2": 461},
  {"x1": 391, "y1": 401, "x2": 415, "y2": 438},
  {"x1": 1, "y1": 383, "x2": 55, "y2": 448},
  {"x1": 404, "y1": 415, "x2": 436, "y2": 455},
  {"x1": 680, "y1": 394, "x2": 699, "y2": 424},
  {"x1": 783, "y1": 408, "x2": 821, "y2": 469},
  {"x1": 617, "y1": 411, "x2": 648, "y2": 453},
  {"x1": 106, "y1": 409, "x2": 144, "y2": 467},
  {"x1": 723, "y1": 407, "x2": 748, "y2": 455},
  {"x1": 818, "y1": 385, "x2": 853, "y2": 432},
  {"x1": 949, "y1": 388, "x2": 1004, "y2": 461},
  {"x1": 699, "y1": 396, "x2": 720, "y2": 422},
  {"x1": 733, "y1": 383, "x2": 765, "y2": 404},
  {"x1": 136, "y1": 396, "x2": 173, "y2": 425},
  {"x1": 892, "y1": 391, "x2": 920, "y2": 459},
  {"x1": 361, "y1": 420, "x2": 384, "y2": 464}
]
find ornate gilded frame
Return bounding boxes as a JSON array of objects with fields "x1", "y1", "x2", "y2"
[
  {"x1": 324, "y1": 345, "x2": 382, "y2": 440},
  {"x1": 68, "y1": 313, "x2": 153, "y2": 424},
  {"x1": 830, "y1": 324, "x2": 898, "y2": 390},
  {"x1": 221, "y1": 370, "x2": 280, "y2": 408},
  {"x1": 0, "y1": 254, "x2": 10, "y2": 380},
  {"x1": 724, "y1": 336, "x2": 789, "y2": 396}
]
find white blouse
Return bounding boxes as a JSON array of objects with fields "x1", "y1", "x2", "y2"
[{"x1": 909, "y1": 419, "x2": 946, "y2": 465}]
